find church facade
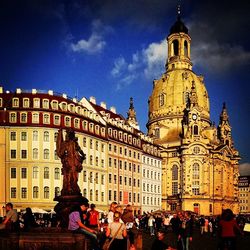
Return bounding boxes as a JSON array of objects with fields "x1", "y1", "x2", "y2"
[{"x1": 147, "y1": 14, "x2": 240, "y2": 215}]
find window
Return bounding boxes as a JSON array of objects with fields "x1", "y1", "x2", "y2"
[
  {"x1": 193, "y1": 146, "x2": 200, "y2": 154},
  {"x1": 90, "y1": 155, "x2": 93, "y2": 165},
  {"x1": 23, "y1": 98, "x2": 29, "y2": 108},
  {"x1": 44, "y1": 131, "x2": 49, "y2": 142},
  {"x1": 43, "y1": 99, "x2": 49, "y2": 109},
  {"x1": 65, "y1": 116, "x2": 71, "y2": 127},
  {"x1": 12, "y1": 98, "x2": 19, "y2": 107},
  {"x1": 101, "y1": 175, "x2": 104, "y2": 185},
  {"x1": 21, "y1": 132, "x2": 27, "y2": 141},
  {"x1": 61, "y1": 102, "x2": 67, "y2": 111},
  {"x1": 172, "y1": 165, "x2": 178, "y2": 195},
  {"x1": 89, "y1": 172, "x2": 93, "y2": 183},
  {"x1": 32, "y1": 113, "x2": 39, "y2": 123},
  {"x1": 95, "y1": 173, "x2": 98, "y2": 183},
  {"x1": 10, "y1": 132, "x2": 16, "y2": 141},
  {"x1": 95, "y1": 156, "x2": 98, "y2": 167},
  {"x1": 11, "y1": 187, "x2": 17, "y2": 198},
  {"x1": 95, "y1": 190, "x2": 99, "y2": 201},
  {"x1": 33, "y1": 98, "x2": 40, "y2": 108},
  {"x1": 173, "y1": 40, "x2": 179, "y2": 56},
  {"x1": 90, "y1": 189, "x2": 93, "y2": 201},
  {"x1": 33, "y1": 167, "x2": 38, "y2": 179},
  {"x1": 159, "y1": 93, "x2": 165, "y2": 106},
  {"x1": 83, "y1": 137, "x2": 87, "y2": 147},
  {"x1": 51, "y1": 100, "x2": 58, "y2": 109},
  {"x1": 33, "y1": 148, "x2": 38, "y2": 159},
  {"x1": 44, "y1": 149, "x2": 49, "y2": 159},
  {"x1": 55, "y1": 187, "x2": 60, "y2": 197},
  {"x1": 83, "y1": 188, "x2": 87, "y2": 197},
  {"x1": 184, "y1": 40, "x2": 188, "y2": 57},
  {"x1": 21, "y1": 187, "x2": 27, "y2": 199},
  {"x1": 33, "y1": 131, "x2": 38, "y2": 141},
  {"x1": 20, "y1": 113, "x2": 27, "y2": 123},
  {"x1": 44, "y1": 167, "x2": 49, "y2": 179},
  {"x1": 109, "y1": 190, "x2": 112, "y2": 201},
  {"x1": 101, "y1": 192, "x2": 104, "y2": 202},
  {"x1": 74, "y1": 118, "x2": 80, "y2": 128},
  {"x1": 90, "y1": 139, "x2": 93, "y2": 149},
  {"x1": 83, "y1": 171, "x2": 87, "y2": 182},
  {"x1": 155, "y1": 128, "x2": 160, "y2": 138},
  {"x1": 33, "y1": 186, "x2": 39, "y2": 198},
  {"x1": 54, "y1": 115, "x2": 60, "y2": 125},
  {"x1": 193, "y1": 125, "x2": 199, "y2": 135},
  {"x1": 44, "y1": 186, "x2": 49, "y2": 199},
  {"x1": 21, "y1": 168, "x2": 27, "y2": 178},
  {"x1": 43, "y1": 114, "x2": 50, "y2": 124},
  {"x1": 21, "y1": 150, "x2": 27, "y2": 159},
  {"x1": 10, "y1": 112, "x2": 17, "y2": 123},
  {"x1": 192, "y1": 163, "x2": 200, "y2": 195},
  {"x1": 11, "y1": 149, "x2": 16, "y2": 159},
  {"x1": 11, "y1": 168, "x2": 16, "y2": 178},
  {"x1": 55, "y1": 168, "x2": 60, "y2": 180}
]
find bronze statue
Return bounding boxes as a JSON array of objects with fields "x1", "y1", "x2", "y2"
[{"x1": 56, "y1": 128, "x2": 85, "y2": 196}]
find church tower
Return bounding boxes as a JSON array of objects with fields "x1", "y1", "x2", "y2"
[
  {"x1": 126, "y1": 97, "x2": 140, "y2": 130},
  {"x1": 147, "y1": 7, "x2": 240, "y2": 215}
]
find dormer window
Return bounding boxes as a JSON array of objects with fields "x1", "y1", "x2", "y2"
[{"x1": 60, "y1": 102, "x2": 67, "y2": 111}]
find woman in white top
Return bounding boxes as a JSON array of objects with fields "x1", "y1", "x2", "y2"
[{"x1": 106, "y1": 211, "x2": 127, "y2": 250}]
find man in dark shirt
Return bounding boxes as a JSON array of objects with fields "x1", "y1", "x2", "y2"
[{"x1": 170, "y1": 213, "x2": 181, "y2": 248}]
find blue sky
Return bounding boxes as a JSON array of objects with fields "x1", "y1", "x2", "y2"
[{"x1": 1, "y1": 0, "x2": 250, "y2": 172}]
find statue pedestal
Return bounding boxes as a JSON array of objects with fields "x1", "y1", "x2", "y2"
[{"x1": 54, "y1": 195, "x2": 89, "y2": 228}]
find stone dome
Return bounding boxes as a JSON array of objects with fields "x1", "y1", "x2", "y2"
[
  {"x1": 148, "y1": 69, "x2": 210, "y2": 123},
  {"x1": 169, "y1": 17, "x2": 188, "y2": 35}
]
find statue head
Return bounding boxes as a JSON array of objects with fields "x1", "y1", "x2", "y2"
[{"x1": 66, "y1": 128, "x2": 76, "y2": 141}]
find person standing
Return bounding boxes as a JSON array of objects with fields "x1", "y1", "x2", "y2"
[
  {"x1": 178, "y1": 212, "x2": 193, "y2": 250},
  {"x1": 87, "y1": 204, "x2": 100, "y2": 231},
  {"x1": 218, "y1": 209, "x2": 242, "y2": 250},
  {"x1": 22, "y1": 207, "x2": 38, "y2": 231},
  {"x1": 122, "y1": 204, "x2": 135, "y2": 249},
  {"x1": 148, "y1": 214, "x2": 155, "y2": 236},
  {"x1": 170, "y1": 213, "x2": 181, "y2": 249},
  {"x1": 106, "y1": 211, "x2": 127, "y2": 250},
  {"x1": 107, "y1": 202, "x2": 118, "y2": 224},
  {"x1": 0, "y1": 203, "x2": 19, "y2": 231}
]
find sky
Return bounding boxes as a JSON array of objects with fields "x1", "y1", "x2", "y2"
[{"x1": 1, "y1": 0, "x2": 250, "y2": 174}]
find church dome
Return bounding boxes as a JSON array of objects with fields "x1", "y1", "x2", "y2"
[
  {"x1": 148, "y1": 69, "x2": 210, "y2": 127},
  {"x1": 169, "y1": 17, "x2": 188, "y2": 35}
]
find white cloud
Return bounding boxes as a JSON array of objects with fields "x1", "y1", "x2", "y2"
[
  {"x1": 189, "y1": 21, "x2": 250, "y2": 73},
  {"x1": 70, "y1": 19, "x2": 112, "y2": 54},
  {"x1": 111, "y1": 39, "x2": 167, "y2": 90},
  {"x1": 239, "y1": 163, "x2": 250, "y2": 176}
]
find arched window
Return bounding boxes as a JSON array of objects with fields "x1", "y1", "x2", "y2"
[
  {"x1": 44, "y1": 149, "x2": 49, "y2": 159},
  {"x1": 172, "y1": 164, "x2": 178, "y2": 195},
  {"x1": 83, "y1": 188, "x2": 87, "y2": 197},
  {"x1": 44, "y1": 131, "x2": 49, "y2": 142},
  {"x1": 173, "y1": 40, "x2": 179, "y2": 56},
  {"x1": 33, "y1": 148, "x2": 38, "y2": 159},
  {"x1": 184, "y1": 40, "x2": 188, "y2": 57},
  {"x1": 33, "y1": 166, "x2": 39, "y2": 179},
  {"x1": 55, "y1": 187, "x2": 60, "y2": 197},
  {"x1": 33, "y1": 131, "x2": 38, "y2": 141},
  {"x1": 33, "y1": 186, "x2": 39, "y2": 198},
  {"x1": 192, "y1": 163, "x2": 200, "y2": 195}
]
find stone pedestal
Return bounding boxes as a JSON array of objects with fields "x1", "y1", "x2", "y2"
[{"x1": 54, "y1": 195, "x2": 89, "y2": 228}]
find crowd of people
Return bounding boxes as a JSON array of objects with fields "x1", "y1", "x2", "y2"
[{"x1": 1, "y1": 201, "x2": 250, "y2": 250}]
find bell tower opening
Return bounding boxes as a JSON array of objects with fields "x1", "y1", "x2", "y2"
[{"x1": 173, "y1": 40, "x2": 179, "y2": 56}]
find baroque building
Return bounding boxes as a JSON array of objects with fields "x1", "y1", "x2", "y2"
[
  {"x1": 0, "y1": 87, "x2": 161, "y2": 215},
  {"x1": 147, "y1": 12, "x2": 240, "y2": 215}
]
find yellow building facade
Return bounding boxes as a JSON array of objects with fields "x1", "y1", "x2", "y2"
[
  {"x1": 147, "y1": 14, "x2": 240, "y2": 215},
  {"x1": 0, "y1": 87, "x2": 161, "y2": 215}
]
